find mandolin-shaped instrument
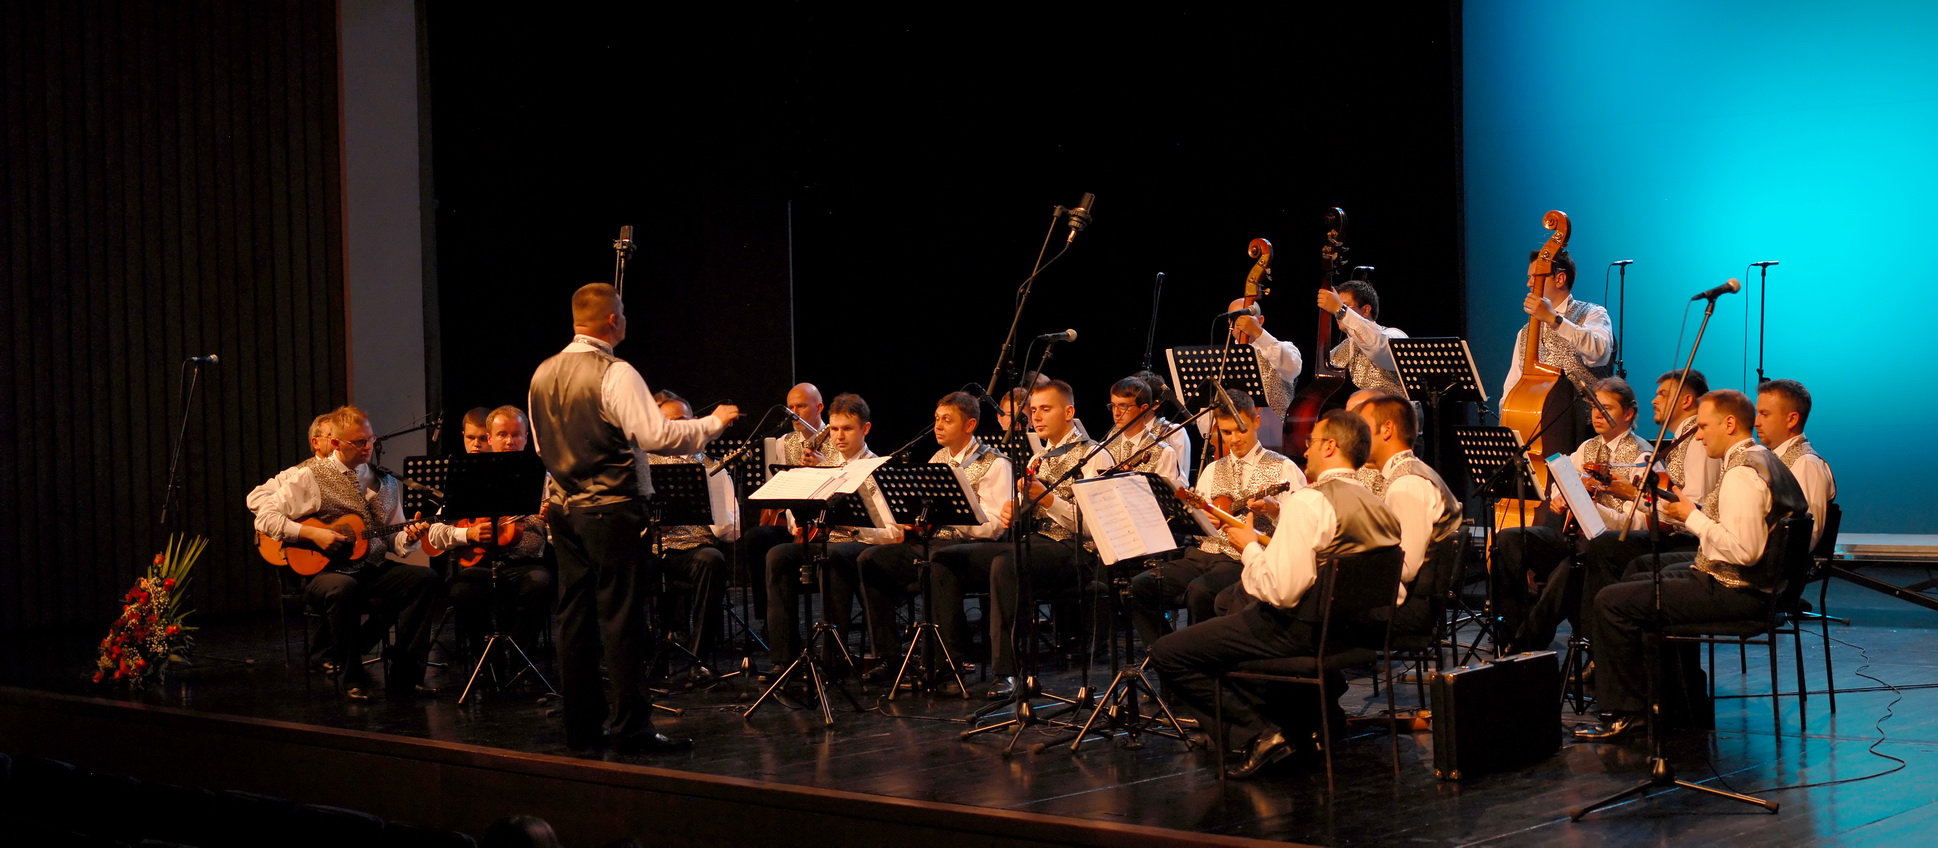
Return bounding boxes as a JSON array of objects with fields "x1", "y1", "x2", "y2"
[{"x1": 1176, "y1": 487, "x2": 1273, "y2": 547}]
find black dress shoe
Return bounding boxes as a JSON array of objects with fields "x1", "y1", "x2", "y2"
[
  {"x1": 1573, "y1": 713, "x2": 1643, "y2": 742},
  {"x1": 344, "y1": 687, "x2": 372, "y2": 702},
  {"x1": 985, "y1": 676, "x2": 1019, "y2": 701},
  {"x1": 615, "y1": 732, "x2": 694, "y2": 755},
  {"x1": 1225, "y1": 729, "x2": 1295, "y2": 780}
]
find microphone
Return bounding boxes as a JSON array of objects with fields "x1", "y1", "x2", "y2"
[
  {"x1": 1749, "y1": 260, "x2": 1781, "y2": 267},
  {"x1": 1214, "y1": 304, "x2": 1261, "y2": 321},
  {"x1": 1155, "y1": 271, "x2": 1165, "y2": 284},
  {"x1": 1035, "y1": 329, "x2": 1078, "y2": 343},
  {"x1": 428, "y1": 411, "x2": 442, "y2": 445},
  {"x1": 1065, "y1": 192, "x2": 1096, "y2": 244},
  {"x1": 1609, "y1": 259, "x2": 1635, "y2": 266},
  {"x1": 616, "y1": 225, "x2": 633, "y2": 248},
  {"x1": 1690, "y1": 278, "x2": 1742, "y2": 301},
  {"x1": 1210, "y1": 380, "x2": 1250, "y2": 433},
  {"x1": 781, "y1": 407, "x2": 813, "y2": 431},
  {"x1": 187, "y1": 354, "x2": 219, "y2": 365}
]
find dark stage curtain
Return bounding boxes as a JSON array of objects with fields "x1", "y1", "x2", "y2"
[{"x1": 1, "y1": 0, "x2": 345, "y2": 630}]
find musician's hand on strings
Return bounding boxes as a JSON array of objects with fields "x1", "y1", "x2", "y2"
[
  {"x1": 1232, "y1": 313, "x2": 1265, "y2": 342},
  {"x1": 1547, "y1": 493, "x2": 1568, "y2": 515},
  {"x1": 1317, "y1": 288, "x2": 1343, "y2": 315},
  {"x1": 1246, "y1": 496, "x2": 1281, "y2": 521},
  {"x1": 1223, "y1": 515, "x2": 1260, "y2": 551},
  {"x1": 404, "y1": 512, "x2": 431, "y2": 543},
  {"x1": 466, "y1": 518, "x2": 495, "y2": 543},
  {"x1": 803, "y1": 447, "x2": 823, "y2": 466},
  {"x1": 1523, "y1": 292, "x2": 1559, "y2": 326},
  {"x1": 1662, "y1": 487, "x2": 1695, "y2": 523},
  {"x1": 1605, "y1": 475, "x2": 1639, "y2": 501},
  {"x1": 300, "y1": 524, "x2": 349, "y2": 551},
  {"x1": 1019, "y1": 477, "x2": 1049, "y2": 504}
]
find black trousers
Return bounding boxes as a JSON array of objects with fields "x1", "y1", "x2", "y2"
[
  {"x1": 1592, "y1": 565, "x2": 1767, "y2": 714},
  {"x1": 854, "y1": 540, "x2": 968, "y2": 660},
  {"x1": 448, "y1": 557, "x2": 554, "y2": 649},
  {"x1": 764, "y1": 540, "x2": 868, "y2": 666},
  {"x1": 655, "y1": 544, "x2": 727, "y2": 658},
  {"x1": 1125, "y1": 548, "x2": 1242, "y2": 650},
  {"x1": 1149, "y1": 599, "x2": 1329, "y2": 748},
  {"x1": 738, "y1": 523, "x2": 792, "y2": 620},
  {"x1": 306, "y1": 561, "x2": 443, "y2": 691},
  {"x1": 552, "y1": 500, "x2": 656, "y2": 746},
  {"x1": 1575, "y1": 528, "x2": 1698, "y2": 648},
  {"x1": 929, "y1": 535, "x2": 1077, "y2": 677},
  {"x1": 1489, "y1": 524, "x2": 1573, "y2": 651}
]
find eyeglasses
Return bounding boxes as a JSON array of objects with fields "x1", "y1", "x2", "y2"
[
  {"x1": 1108, "y1": 402, "x2": 1145, "y2": 413},
  {"x1": 337, "y1": 437, "x2": 373, "y2": 449}
]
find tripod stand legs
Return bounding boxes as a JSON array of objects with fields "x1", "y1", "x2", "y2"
[
  {"x1": 1065, "y1": 656, "x2": 1194, "y2": 753},
  {"x1": 1570, "y1": 756, "x2": 1778, "y2": 820},
  {"x1": 743, "y1": 621, "x2": 866, "y2": 726},
  {"x1": 458, "y1": 631, "x2": 558, "y2": 705},
  {"x1": 889, "y1": 622, "x2": 970, "y2": 701}
]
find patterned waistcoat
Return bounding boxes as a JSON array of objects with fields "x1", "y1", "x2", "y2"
[
  {"x1": 933, "y1": 440, "x2": 1003, "y2": 541},
  {"x1": 1579, "y1": 431, "x2": 1646, "y2": 514},
  {"x1": 1330, "y1": 338, "x2": 1405, "y2": 397},
  {"x1": 1526, "y1": 300, "x2": 1612, "y2": 389},
  {"x1": 1691, "y1": 443, "x2": 1809, "y2": 591},
  {"x1": 1383, "y1": 452, "x2": 1464, "y2": 543},
  {"x1": 1028, "y1": 434, "x2": 1097, "y2": 543},
  {"x1": 1195, "y1": 447, "x2": 1295, "y2": 557},
  {"x1": 1254, "y1": 348, "x2": 1294, "y2": 415},
  {"x1": 304, "y1": 456, "x2": 398, "y2": 569}
]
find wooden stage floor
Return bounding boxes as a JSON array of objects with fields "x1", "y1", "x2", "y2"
[{"x1": 7, "y1": 571, "x2": 1938, "y2": 847}]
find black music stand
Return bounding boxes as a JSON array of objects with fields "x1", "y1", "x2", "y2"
[
  {"x1": 1454, "y1": 425, "x2": 1545, "y2": 662},
  {"x1": 869, "y1": 463, "x2": 982, "y2": 699},
  {"x1": 642, "y1": 462, "x2": 720, "y2": 686},
  {"x1": 1061, "y1": 471, "x2": 1196, "y2": 753},
  {"x1": 435, "y1": 452, "x2": 556, "y2": 705},
  {"x1": 1165, "y1": 346, "x2": 1267, "y2": 419},
  {"x1": 1389, "y1": 337, "x2": 1487, "y2": 467},
  {"x1": 743, "y1": 473, "x2": 877, "y2": 725}
]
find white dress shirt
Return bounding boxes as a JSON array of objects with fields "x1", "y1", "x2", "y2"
[
  {"x1": 935, "y1": 440, "x2": 1015, "y2": 541},
  {"x1": 1379, "y1": 450, "x2": 1453, "y2": 599},
  {"x1": 1239, "y1": 467, "x2": 1363, "y2": 610},
  {"x1": 1558, "y1": 432, "x2": 1653, "y2": 533},
  {"x1": 1333, "y1": 308, "x2": 1410, "y2": 395},
  {"x1": 1683, "y1": 440, "x2": 1775, "y2": 568},
  {"x1": 1772, "y1": 434, "x2": 1836, "y2": 549},
  {"x1": 1500, "y1": 295, "x2": 1613, "y2": 399}
]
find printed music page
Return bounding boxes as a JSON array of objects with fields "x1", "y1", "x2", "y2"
[
  {"x1": 1072, "y1": 475, "x2": 1179, "y2": 565},
  {"x1": 749, "y1": 466, "x2": 846, "y2": 502},
  {"x1": 1545, "y1": 453, "x2": 1607, "y2": 538}
]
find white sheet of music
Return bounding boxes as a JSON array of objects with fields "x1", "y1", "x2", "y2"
[
  {"x1": 748, "y1": 466, "x2": 847, "y2": 502},
  {"x1": 1545, "y1": 453, "x2": 1607, "y2": 538},
  {"x1": 1072, "y1": 474, "x2": 1179, "y2": 565}
]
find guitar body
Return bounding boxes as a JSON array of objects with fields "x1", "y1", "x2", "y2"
[
  {"x1": 453, "y1": 517, "x2": 525, "y2": 568},
  {"x1": 278, "y1": 515, "x2": 372, "y2": 576},
  {"x1": 1176, "y1": 487, "x2": 1275, "y2": 547}
]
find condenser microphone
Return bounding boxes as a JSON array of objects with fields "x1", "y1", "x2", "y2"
[
  {"x1": 1065, "y1": 193, "x2": 1095, "y2": 244},
  {"x1": 187, "y1": 354, "x2": 219, "y2": 365},
  {"x1": 1690, "y1": 279, "x2": 1742, "y2": 301},
  {"x1": 1035, "y1": 329, "x2": 1078, "y2": 343},
  {"x1": 1211, "y1": 380, "x2": 1249, "y2": 433}
]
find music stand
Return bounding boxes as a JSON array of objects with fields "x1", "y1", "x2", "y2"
[
  {"x1": 400, "y1": 456, "x2": 451, "y2": 517},
  {"x1": 1453, "y1": 425, "x2": 1545, "y2": 663},
  {"x1": 700, "y1": 439, "x2": 767, "y2": 680},
  {"x1": 435, "y1": 452, "x2": 556, "y2": 705},
  {"x1": 1060, "y1": 471, "x2": 1196, "y2": 752},
  {"x1": 641, "y1": 461, "x2": 720, "y2": 686},
  {"x1": 1389, "y1": 337, "x2": 1488, "y2": 467},
  {"x1": 869, "y1": 463, "x2": 982, "y2": 699},
  {"x1": 1166, "y1": 346, "x2": 1267, "y2": 417},
  {"x1": 742, "y1": 467, "x2": 881, "y2": 725}
]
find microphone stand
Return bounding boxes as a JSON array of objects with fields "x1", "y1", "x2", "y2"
[
  {"x1": 1571, "y1": 292, "x2": 1777, "y2": 820},
  {"x1": 1611, "y1": 261, "x2": 1630, "y2": 379},
  {"x1": 983, "y1": 204, "x2": 1071, "y2": 396},
  {"x1": 1753, "y1": 263, "x2": 1775, "y2": 386},
  {"x1": 1141, "y1": 272, "x2": 1165, "y2": 373},
  {"x1": 372, "y1": 413, "x2": 437, "y2": 469},
  {"x1": 158, "y1": 358, "x2": 213, "y2": 526}
]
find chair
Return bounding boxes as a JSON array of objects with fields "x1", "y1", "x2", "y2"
[
  {"x1": 1381, "y1": 535, "x2": 1461, "y2": 709},
  {"x1": 1213, "y1": 546, "x2": 1405, "y2": 792},
  {"x1": 1803, "y1": 502, "x2": 1844, "y2": 712},
  {"x1": 1659, "y1": 512, "x2": 1815, "y2": 736}
]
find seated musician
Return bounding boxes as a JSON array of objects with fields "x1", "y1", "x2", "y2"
[
  {"x1": 741, "y1": 383, "x2": 830, "y2": 629},
  {"x1": 1756, "y1": 379, "x2": 1836, "y2": 551},
  {"x1": 1576, "y1": 390, "x2": 1809, "y2": 741},
  {"x1": 308, "y1": 412, "x2": 334, "y2": 459},
  {"x1": 1198, "y1": 299, "x2": 1305, "y2": 451},
  {"x1": 1133, "y1": 369, "x2": 1194, "y2": 480},
  {"x1": 643, "y1": 391, "x2": 739, "y2": 667},
  {"x1": 852, "y1": 391, "x2": 1013, "y2": 682},
  {"x1": 428, "y1": 405, "x2": 553, "y2": 652},
  {"x1": 1353, "y1": 393, "x2": 1462, "y2": 637},
  {"x1": 1319, "y1": 279, "x2": 1409, "y2": 399},
  {"x1": 246, "y1": 405, "x2": 441, "y2": 701},
  {"x1": 761, "y1": 393, "x2": 901, "y2": 680},
  {"x1": 1488, "y1": 378, "x2": 1649, "y2": 653},
  {"x1": 1150, "y1": 409, "x2": 1402, "y2": 778},
  {"x1": 1102, "y1": 375, "x2": 1185, "y2": 489},
  {"x1": 1127, "y1": 389, "x2": 1303, "y2": 650},
  {"x1": 931, "y1": 378, "x2": 1111, "y2": 700}
]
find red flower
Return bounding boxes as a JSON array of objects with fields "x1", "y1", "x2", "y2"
[
  {"x1": 163, "y1": 578, "x2": 176, "y2": 590},
  {"x1": 166, "y1": 625, "x2": 181, "y2": 636}
]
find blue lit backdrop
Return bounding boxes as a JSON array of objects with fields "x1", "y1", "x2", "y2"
[{"x1": 1463, "y1": 0, "x2": 1938, "y2": 534}]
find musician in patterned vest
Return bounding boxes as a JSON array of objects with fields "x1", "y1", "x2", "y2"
[
  {"x1": 1486, "y1": 379, "x2": 1649, "y2": 653},
  {"x1": 1355, "y1": 393, "x2": 1463, "y2": 638},
  {"x1": 643, "y1": 391, "x2": 739, "y2": 667},
  {"x1": 1151, "y1": 409, "x2": 1403, "y2": 779},
  {"x1": 853, "y1": 391, "x2": 1013, "y2": 681},
  {"x1": 1101, "y1": 376, "x2": 1185, "y2": 488},
  {"x1": 1319, "y1": 280, "x2": 1409, "y2": 399},
  {"x1": 931, "y1": 379, "x2": 1112, "y2": 700},
  {"x1": 1576, "y1": 390, "x2": 1809, "y2": 741},
  {"x1": 528, "y1": 282, "x2": 739, "y2": 753},
  {"x1": 1756, "y1": 379, "x2": 1835, "y2": 549},
  {"x1": 1502, "y1": 248, "x2": 1614, "y2": 451},
  {"x1": 1200, "y1": 297, "x2": 1304, "y2": 451},
  {"x1": 1572, "y1": 370, "x2": 1722, "y2": 634},
  {"x1": 738, "y1": 382, "x2": 828, "y2": 629},
  {"x1": 428, "y1": 405, "x2": 553, "y2": 652},
  {"x1": 1134, "y1": 369, "x2": 1195, "y2": 481},
  {"x1": 760, "y1": 393, "x2": 901, "y2": 680},
  {"x1": 1126, "y1": 390, "x2": 1304, "y2": 650},
  {"x1": 247, "y1": 405, "x2": 440, "y2": 701}
]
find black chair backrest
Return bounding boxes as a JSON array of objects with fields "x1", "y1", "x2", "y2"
[
  {"x1": 1305, "y1": 545, "x2": 1404, "y2": 649},
  {"x1": 1766, "y1": 513, "x2": 1816, "y2": 614},
  {"x1": 1811, "y1": 502, "x2": 1842, "y2": 561}
]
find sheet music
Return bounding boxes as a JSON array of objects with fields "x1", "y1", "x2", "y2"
[
  {"x1": 1072, "y1": 475, "x2": 1179, "y2": 565},
  {"x1": 832, "y1": 456, "x2": 892, "y2": 494},
  {"x1": 748, "y1": 466, "x2": 846, "y2": 501},
  {"x1": 1545, "y1": 453, "x2": 1607, "y2": 538}
]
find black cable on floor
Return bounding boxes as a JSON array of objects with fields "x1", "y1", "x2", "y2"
[{"x1": 1703, "y1": 631, "x2": 1907, "y2": 795}]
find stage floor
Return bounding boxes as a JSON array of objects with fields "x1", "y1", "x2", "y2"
[{"x1": 9, "y1": 575, "x2": 1938, "y2": 846}]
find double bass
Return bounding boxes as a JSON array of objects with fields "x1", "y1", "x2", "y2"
[
  {"x1": 1284, "y1": 208, "x2": 1351, "y2": 451},
  {"x1": 1208, "y1": 238, "x2": 1275, "y2": 460},
  {"x1": 1496, "y1": 210, "x2": 1572, "y2": 531}
]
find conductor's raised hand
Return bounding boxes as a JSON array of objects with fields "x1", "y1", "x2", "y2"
[{"x1": 712, "y1": 403, "x2": 741, "y2": 428}]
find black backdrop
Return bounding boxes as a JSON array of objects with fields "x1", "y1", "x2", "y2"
[{"x1": 425, "y1": 2, "x2": 1466, "y2": 460}]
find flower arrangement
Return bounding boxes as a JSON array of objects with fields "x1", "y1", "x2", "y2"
[{"x1": 94, "y1": 534, "x2": 206, "y2": 688}]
